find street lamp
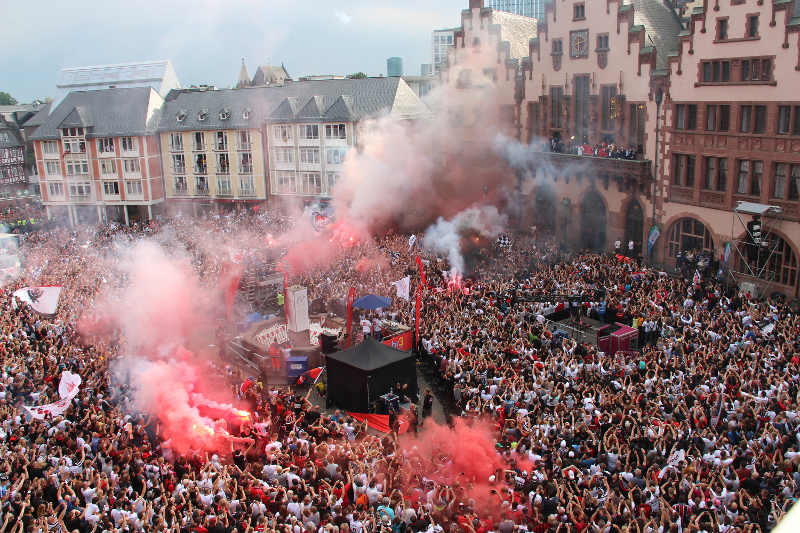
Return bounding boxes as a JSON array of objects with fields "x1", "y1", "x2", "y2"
[{"x1": 651, "y1": 87, "x2": 663, "y2": 226}]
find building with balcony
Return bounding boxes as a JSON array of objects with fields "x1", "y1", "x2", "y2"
[
  {"x1": 30, "y1": 87, "x2": 166, "y2": 225},
  {"x1": 156, "y1": 89, "x2": 267, "y2": 215},
  {"x1": 661, "y1": 0, "x2": 800, "y2": 297},
  {"x1": 157, "y1": 77, "x2": 428, "y2": 210}
]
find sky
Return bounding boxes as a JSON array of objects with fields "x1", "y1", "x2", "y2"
[{"x1": 0, "y1": 0, "x2": 467, "y2": 103}]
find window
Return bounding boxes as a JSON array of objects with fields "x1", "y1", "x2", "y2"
[
  {"x1": 717, "y1": 18, "x2": 728, "y2": 40},
  {"x1": 301, "y1": 172, "x2": 322, "y2": 195},
  {"x1": 737, "y1": 160, "x2": 749, "y2": 194},
  {"x1": 45, "y1": 161, "x2": 60, "y2": 176},
  {"x1": 741, "y1": 58, "x2": 772, "y2": 82},
  {"x1": 574, "y1": 75, "x2": 590, "y2": 140},
  {"x1": 175, "y1": 176, "x2": 188, "y2": 193},
  {"x1": 704, "y1": 157, "x2": 717, "y2": 189},
  {"x1": 65, "y1": 160, "x2": 89, "y2": 176},
  {"x1": 325, "y1": 124, "x2": 346, "y2": 139},
  {"x1": 675, "y1": 104, "x2": 686, "y2": 129},
  {"x1": 194, "y1": 154, "x2": 207, "y2": 174},
  {"x1": 100, "y1": 160, "x2": 116, "y2": 176},
  {"x1": 778, "y1": 106, "x2": 791, "y2": 134},
  {"x1": 122, "y1": 159, "x2": 140, "y2": 175},
  {"x1": 193, "y1": 132, "x2": 205, "y2": 151},
  {"x1": 198, "y1": 109, "x2": 208, "y2": 122},
  {"x1": 672, "y1": 154, "x2": 695, "y2": 187},
  {"x1": 273, "y1": 148, "x2": 294, "y2": 164},
  {"x1": 706, "y1": 105, "x2": 717, "y2": 131},
  {"x1": 237, "y1": 130, "x2": 251, "y2": 150},
  {"x1": 747, "y1": 15, "x2": 759, "y2": 38},
  {"x1": 719, "y1": 105, "x2": 730, "y2": 131},
  {"x1": 596, "y1": 34, "x2": 609, "y2": 50},
  {"x1": 754, "y1": 106, "x2": 767, "y2": 134},
  {"x1": 216, "y1": 153, "x2": 229, "y2": 174},
  {"x1": 216, "y1": 177, "x2": 232, "y2": 196},
  {"x1": 62, "y1": 138, "x2": 85, "y2": 154},
  {"x1": 98, "y1": 138, "x2": 115, "y2": 154},
  {"x1": 774, "y1": 163, "x2": 788, "y2": 199},
  {"x1": 195, "y1": 176, "x2": 209, "y2": 194},
  {"x1": 299, "y1": 125, "x2": 319, "y2": 139},
  {"x1": 120, "y1": 137, "x2": 136, "y2": 153},
  {"x1": 751, "y1": 161, "x2": 763, "y2": 195},
  {"x1": 550, "y1": 87, "x2": 563, "y2": 129},
  {"x1": 718, "y1": 158, "x2": 728, "y2": 191},
  {"x1": 103, "y1": 181, "x2": 120, "y2": 195},
  {"x1": 300, "y1": 147, "x2": 320, "y2": 164},
  {"x1": 740, "y1": 106, "x2": 752, "y2": 133},
  {"x1": 42, "y1": 141, "x2": 59, "y2": 156},
  {"x1": 687, "y1": 105, "x2": 697, "y2": 130},
  {"x1": 48, "y1": 183, "x2": 64, "y2": 197},
  {"x1": 126, "y1": 181, "x2": 142, "y2": 196},
  {"x1": 790, "y1": 165, "x2": 800, "y2": 200},
  {"x1": 219, "y1": 108, "x2": 231, "y2": 121},
  {"x1": 274, "y1": 171, "x2": 296, "y2": 193},
  {"x1": 273, "y1": 125, "x2": 293, "y2": 141},
  {"x1": 326, "y1": 148, "x2": 348, "y2": 165},
  {"x1": 573, "y1": 3, "x2": 585, "y2": 19},
  {"x1": 327, "y1": 172, "x2": 341, "y2": 192},
  {"x1": 171, "y1": 154, "x2": 185, "y2": 174},
  {"x1": 215, "y1": 131, "x2": 227, "y2": 151},
  {"x1": 69, "y1": 182, "x2": 91, "y2": 198},
  {"x1": 601, "y1": 86, "x2": 617, "y2": 131},
  {"x1": 552, "y1": 39, "x2": 563, "y2": 55},
  {"x1": 667, "y1": 218, "x2": 714, "y2": 257},
  {"x1": 169, "y1": 133, "x2": 183, "y2": 152},
  {"x1": 239, "y1": 176, "x2": 255, "y2": 195},
  {"x1": 794, "y1": 106, "x2": 800, "y2": 135},
  {"x1": 239, "y1": 152, "x2": 253, "y2": 174}
]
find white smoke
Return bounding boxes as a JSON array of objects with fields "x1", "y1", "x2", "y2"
[{"x1": 422, "y1": 205, "x2": 508, "y2": 274}]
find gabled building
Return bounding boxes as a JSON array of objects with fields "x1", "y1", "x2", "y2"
[
  {"x1": 156, "y1": 77, "x2": 429, "y2": 212},
  {"x1": 30, "y1": 87, "x2": 165, "y2": 225},
  {"x1": 661, "y1": 0, "x2": 800, "y2": 297},
  {"x1": 0, "y1": 119, "x2": 26, "y2": 199}
]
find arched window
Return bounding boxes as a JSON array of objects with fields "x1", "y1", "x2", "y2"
[
  {"x1": 667, "y1": 218, "x2": 713, "y2": 257},
  {"x1": 769, "y1": 235, "x2": 798, "y2": 287}
]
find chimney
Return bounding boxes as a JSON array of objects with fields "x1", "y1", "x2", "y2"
[{"x1": 469, "y1": 0, "x2": 483, "y2": 9}]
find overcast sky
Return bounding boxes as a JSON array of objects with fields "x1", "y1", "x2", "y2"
[{"x1": 0, "y1": 0, "x2": 466, "y2": 103}]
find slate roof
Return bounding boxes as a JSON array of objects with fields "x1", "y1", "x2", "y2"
[
  {"x1": 156, "y1": 77, "x2": 429, "y2": 132},
  {"x1": 0, "y1": 120, "x2": 24, "y2": 150},
  {"x1": 627, "y1": 0, "x2": 683, "y2": 70},
  {"x1": 30, "y1": 87, "x2": 158, "y2": 140}
]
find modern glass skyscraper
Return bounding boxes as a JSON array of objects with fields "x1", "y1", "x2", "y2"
[{"x1": 486, "y1": 0, "x2": 547, "y2": 20}]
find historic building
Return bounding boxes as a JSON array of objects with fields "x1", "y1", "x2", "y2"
[
  {"x1": 156, "y1": 78, "x2": 428, "y2": 211},
  {"x1": 0, "y1": 118, "x2": 26, "y2": 199},
  {"x1": 661, "y1": 0, "x2": 800, "y2": 297},
  {"x1": 30, "y1": 88, "x2": 166, "y2": 225}
]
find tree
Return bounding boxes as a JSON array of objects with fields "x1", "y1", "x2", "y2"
[
  {"x1": 347, "y1": 72, "x2": 367, "y2": 79},
  {"x1": 0, "y1": 92, "x2": 17, "y2": 105}
]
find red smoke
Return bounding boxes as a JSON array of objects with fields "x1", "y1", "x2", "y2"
[{"x1": 398, "y1": 419, "x2": 505, "y2": 514}]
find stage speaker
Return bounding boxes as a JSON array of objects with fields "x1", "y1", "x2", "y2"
[
  {"x1": 286, "y1": 285, "x2": 309, "y2": 332},
  {"x1": 320, "y1": 334, "x2": 338, "y2": 354}
]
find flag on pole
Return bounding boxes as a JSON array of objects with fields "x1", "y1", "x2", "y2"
[
  {"x1": 647, "y1": 225, "x2": 661, "y2": 257},
  {"x1": 392, "y1": 276, "x2": 410, "y2": 301},
  {"x1": 415, "y1": 284, "x2": 422, "y2": 345},
  {"x1": 415, "y1": 256, "x2": 427, "y2": 288},
  {"x1": 296, "y1": 367, "x2": 324, "y2": 386}
]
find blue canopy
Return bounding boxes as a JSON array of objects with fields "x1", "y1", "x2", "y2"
[{"x1": 353, "y1": 294, "x2": 391, "y2": 310}]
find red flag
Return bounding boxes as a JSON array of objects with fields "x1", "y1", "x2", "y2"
[
  {"x1": 220, "y1": 261, "x2": 244, "y2": 320},
  {"x1": 415, "y1": 283, "x2": 422, "y2": 345},
  {"x1": 345, "y1": 287, "x2": 356, "y2": 348},
  {"x1": 415, "y1": 256, "x2": 427, "y2": 288}
]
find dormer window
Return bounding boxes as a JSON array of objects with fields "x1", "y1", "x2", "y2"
[
  {"x1": 219, "y1": 108, "x2": 231, "y2": 120},
  {"x1": 199, "y1": 109, "x2": 208, "y2": 121},
  {"x1": 243, "y1": 108, "x2": 251, "y2": 120},
  {"x1": 177, "y1": 110, "x2": 187, "y2": 122}
]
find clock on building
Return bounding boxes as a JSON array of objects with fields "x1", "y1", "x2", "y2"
[{"x1": 570, "y1": 30, "x2": 589, "y2": 58}]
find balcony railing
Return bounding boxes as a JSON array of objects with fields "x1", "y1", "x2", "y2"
[
  {"x1": 216, "y1": 166, "x2": 230, "y2": 175},
  {"x1": 237, "y1": 141, "x2": 252, "y2": 151},
  {"x1": 239, "y1": 164, "x2": 253, "y2": 174},
  {"x1": 193, "y1": 143, "x2": 205, "y2": 152},
  {"x1": 169, "y1": 142, "x2": 183, "y2": 153},
  {"x1": 214, "y1": 142, "x2": 228, "y2": 152},
  {"x1": 173, "y1": 166, "x2": 186, "y2": 175},
  {"x1": 174, "y1": 183, "x2": 188, "y2": 194},
  {"x1": 527, "y1": 150, "x2": 652, "y2": 184},
  {"x1": 239, "y1": 188, "x2": 256, "y2": 197},
  {"x1": 195, "y1": 183, "x2": 209, "y2": 196},
  {"x1": 193, "y1": 165, "x2": 208, "y2": 175}
]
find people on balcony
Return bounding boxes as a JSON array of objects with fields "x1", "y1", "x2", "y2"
[{"x1": 547, "y1": 134, "x2": 641, "y2": 160}]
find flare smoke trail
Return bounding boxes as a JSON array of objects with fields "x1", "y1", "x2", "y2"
[{"x1": 422, "y1": 205, "x2": 507, "y2": 274}]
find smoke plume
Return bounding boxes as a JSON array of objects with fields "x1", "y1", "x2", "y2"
[{"x1": 422, "y1": 205, "x2": 507, "y2": 274}]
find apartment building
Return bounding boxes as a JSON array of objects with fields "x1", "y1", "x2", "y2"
[{"x1": 30, "y1": 87, "x2": 165, "y2": 225}]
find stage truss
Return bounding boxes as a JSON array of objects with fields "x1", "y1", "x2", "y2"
[{"x1": 728, "y1": 201, "x2": 784, "y2": 293}]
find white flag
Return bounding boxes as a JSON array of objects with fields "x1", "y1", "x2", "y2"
[
  {"x1": 408, "y1": 235, "x2": 417, "y2": 249},
  {"x1": 393, "y1": 276, "x2": 410, "y2": 301},
  {"x1": 58, "y1": 371, "x2": 82, "y2": 400}
]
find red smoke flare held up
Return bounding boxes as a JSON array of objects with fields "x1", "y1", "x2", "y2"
[{"x1": 397, "y1": 418, "x2": 505, "y2": 514}]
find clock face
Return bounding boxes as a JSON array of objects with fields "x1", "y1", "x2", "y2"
[{"x1": 571, "y1": 30, "x2": 589, "y2": 58}]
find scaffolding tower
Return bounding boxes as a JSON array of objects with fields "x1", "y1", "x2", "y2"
[{"x1": 728, "y1": 201, "x2": 784, "y2": 296}]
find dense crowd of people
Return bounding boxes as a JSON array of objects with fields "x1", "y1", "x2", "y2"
[{"x1": 0, "y1": 208, "x2": 797, "y2": 533}]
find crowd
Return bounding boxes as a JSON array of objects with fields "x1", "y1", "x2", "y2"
[
  {"x1": 0, "y1": 209, "x2": 797, "y2": 533},
  {"x1": 548, "y1": 137, "x2": 640, "y2": 160}
]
